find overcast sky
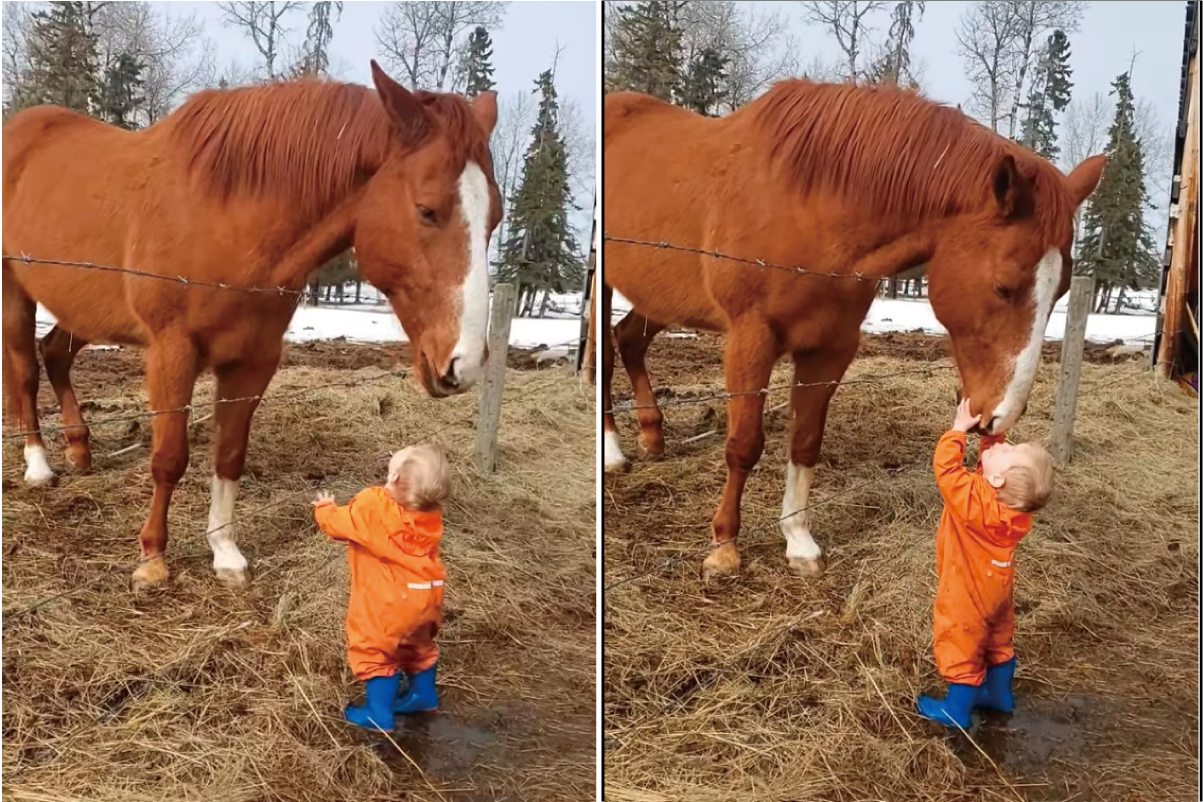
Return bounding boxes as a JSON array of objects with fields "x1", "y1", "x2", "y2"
[
  {"x1": 171, "y1": 0, "x2": 598, "y2": 236},
  {"x1": 726, "y1": 0, "x2": 1187, "y2": 230}
]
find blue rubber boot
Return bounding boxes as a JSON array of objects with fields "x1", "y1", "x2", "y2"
[
  {"x1": 916, "y1": 682, "x2": 979, "y2": 729},
  {"x1": 394, "y1": 664, "x2": 439, "y2": 714},
  {"x1": 977, "y1": 657, "x2": 1017, "y2": 713},
  {"x1": 345, "y1": 674, "x2": 399, "y2": 732}
]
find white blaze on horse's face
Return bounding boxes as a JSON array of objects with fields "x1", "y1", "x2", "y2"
[
  {"x1": 988, "y1": 248, "x2": 1062, "y2": 435},
  {"x1": 446, "y1": 160, "x2": 491, "y2": 390}
]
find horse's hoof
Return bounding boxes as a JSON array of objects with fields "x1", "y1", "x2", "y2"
[
  {"x1": 23, "y1": 469, "x2": 58, "y2": 487},
  {"x1": 639, "y1": 432, "x2": 665, "y2": 457},
  {"x1": 604, "y1": 456, "x2": 631, "y2": 474},
  {"x1": 701, "y1": 541, "x2": 741, "y2": 581},
  {"x1": 216, "y1": 567, "x2": 251, "y2": 589},
  {"x1": 788, "y1": 557, "x2": 826, "y2": 578},
  {"x1": 66, "y1": 446, "x2": 92, "y2": 473},
  {"x1": 603, "y1": 431, "x2": 630, "y2": 474},
  {"x1": 131, "y1": 557, "x2": 171, "y2": 591}
]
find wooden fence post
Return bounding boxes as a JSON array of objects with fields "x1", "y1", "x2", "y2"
[
  {"x1": 577, "y1": 217, "x2": 598, "y2": 380},
  {"x1": 1050, "y1": 275, "x2": 1094, "y2": 463},
  {"x1": 475, "y1": 283, "x2": 517, "y2": 473}
]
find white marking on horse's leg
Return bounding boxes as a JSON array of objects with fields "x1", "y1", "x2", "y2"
[
  {"x1": 781, "y1": 463, "x2": 822, "y2": 560},
  {"x1": 23, "y1": 444, "x2": 55, "y2": 485},
  {"x1": 207, "y1": 476, "x2": 248, "y2": 579},
  {"x1": 990, "y1": 249, "x2": 1062, "y2": 433},
  {"x1": 448, "y1": 161, "x2": 491, "y2": 390},
  {"x1": 603, "y1": 429, "x2": 628, "y2": 472}
]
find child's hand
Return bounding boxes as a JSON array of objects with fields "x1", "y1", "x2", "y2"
[
  {"x1": 313, "y1": 491, "x2": 336, "y2": 508},
  {"x1": 951, "y1": 398, "x2": 981, "y2": 433}
]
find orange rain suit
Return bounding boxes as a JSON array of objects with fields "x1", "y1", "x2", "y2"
[
  {"x1": 932, "y1": 431, "x2": 1032, "y2": 686},
  {"x1": 315, "y1": 487, "x2": 445, "y2": 681}
]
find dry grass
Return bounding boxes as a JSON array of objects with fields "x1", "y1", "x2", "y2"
[
  {"x1": 3, "y1": 350, "x2": 596, "y2": 802},
  {"x1": 604, "y1": 337, "x2": 1198, "y2": 802}
]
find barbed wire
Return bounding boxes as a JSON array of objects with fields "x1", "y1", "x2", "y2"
[
  {"x1": 5, "y1": 253, "x2": 307, "y2": 297},
  {"x1": 2, "y1": 371, "x2": 409, "y2": 441},
  {"x1": 603, "y1": 234, "x2": 882, "y2": 283},
  {"x1": 3, "y1": 357, "x2": 590, "y2": 624},
  {"x1": 604, "y1": 363, "x2": 957, "y2": 416}
]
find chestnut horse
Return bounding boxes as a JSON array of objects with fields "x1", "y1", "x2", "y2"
[
  {"x1": 602, "y1": 80, "x2": 1105, "y2": 580},
  {"x1": 3, "y1": 62, "x2": 501, "y2": 590}
]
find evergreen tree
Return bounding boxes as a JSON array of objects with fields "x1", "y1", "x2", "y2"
[
  {"x1": 606, "y1": 1, "x2": 683, "y2": 101},
  {"x1": 1076, "y1": 71, "x2": 1160, "y2": 312},
  {"x1": 1019, "y1": 29, "x2": 1072, "y2": 160},
  {"x1": 100, "y1": 52, "x2": 145, "y2": 129},
  {"x1": 680, "y1": 47, "x2": 729, "y2": 116},
  {"x1": 462, "y1": 26, "x2": 496, "y2": 99},
  {"x1": 24, "y1": 1, "x2": 101, "y2": 115},
  {"x1": 496, "y1": 68, "x2": 582, "y2": 317}
]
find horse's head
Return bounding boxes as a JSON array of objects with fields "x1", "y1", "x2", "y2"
[
  {"x1": 355, "y1": 61, "x2": 501, "y2": 398},
  {"x1": 926, "y1": 152, "x2": 1106, "y2": 435}
]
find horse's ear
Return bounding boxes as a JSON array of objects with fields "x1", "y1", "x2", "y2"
[
  {"x1": 992, "y1": 154, "x2": 1020, "y2": 217},
  {"x1": 470, "y1": 91, "x2": 498, "y2": 137},
  {"x1": 370, "y1": 59, "x2": 432, "y2": 148},
  {"x1": 1066, "y1": 153, "x2": 1107, "y2": 209}
]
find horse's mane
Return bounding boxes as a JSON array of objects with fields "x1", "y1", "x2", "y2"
[
  {"x1": 165, "y1": 79, "x2": 490, "y2": 216},
  {"x1": 739, "y1": 80, "x2": 1075, "y2": 243}
]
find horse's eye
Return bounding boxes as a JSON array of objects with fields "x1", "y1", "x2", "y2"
[
  {"x1": 417, "y1": 205, "x2": 437, "y2": 225},
  {"x1": 995, "y1": 283, "x2": 1016, "y2": 303}
]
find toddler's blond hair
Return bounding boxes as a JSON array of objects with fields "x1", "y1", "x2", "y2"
[
  {"x1": 996, "y1": 443, "x2": 1054, "y2": 513},
  {"x1": 387, "y1": 444, "x2": 451, "y2": 512}
]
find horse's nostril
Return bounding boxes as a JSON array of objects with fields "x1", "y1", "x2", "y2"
[{"x1": 442, "y1": 358, "x2": 461, "y2": 389}]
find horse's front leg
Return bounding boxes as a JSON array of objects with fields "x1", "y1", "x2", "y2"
[
  {"x1": 133, "y1": 338, "x2": 199, "y2": 591},
  {"x1": 614, "y1": 310, "x2": 667, "y2": 456},
  {"x1": 702, "y1": 321, "x2": 779, "y2": 580},
  {"x1": 206, "y1": 352, "x2": 280, "y2": 588},
  {"x1": 781, "y1": 343, "x2": 858, "y2": 579},
  {"x1": 39, "y1": 325, "x2": 92, "y2": 472}
]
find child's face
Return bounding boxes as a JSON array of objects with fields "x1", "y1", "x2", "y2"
[{"x1": 981, "y1": 443, "x2": 1034, "y2": 488}]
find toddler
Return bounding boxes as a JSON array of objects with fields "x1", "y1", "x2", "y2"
[
  {"x1": 313, "y1": 444, "x2": 451, "y2": 733},
  {"x1": 916, "y1": 398, "x2": 1054, "y2": 729}
]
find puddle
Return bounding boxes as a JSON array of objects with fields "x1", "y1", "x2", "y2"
[
  {"x1": 378, "y1": 710, "x2": 501, "y2": 779},
  {"x1": 968, "y1": 699, "x2": 1088, "y2": 773}
]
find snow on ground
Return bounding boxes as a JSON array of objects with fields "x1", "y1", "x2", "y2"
[
  {"x1": 32, "y1": 283, "x2": 1159, "y2": 357},
  {"x1": 610, "y1": 291, "x2": 1159, "y2": 346},
  {"x1": 35, "y1": 293, "x2": 586, "y2": 354}
]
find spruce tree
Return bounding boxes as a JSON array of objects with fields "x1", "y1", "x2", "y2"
[
  {"x1": 606, "y1": 1, "x2": 683, "y2": 101},
  {"x1": 100, "y1": 53, "x2": 145, "y2": 129},
  {"x1": 496, "y1": 68, "x2": 582, "y2": 317},
  {"x1": 462, "y1": 26, "x2": 496, "y2": 99},
  {"x1": 680, "y1": 47, "x2": 729, "y2": 116},
  {"x1": 1020, "y1": 29, "x2": 1072, "y2": 160},
  {"x1": 25, "y1": 1, "x2": 101, "y2": 115},
  {"x1": 1076, "y1": 71, "x2": 1160, "y2": 312}
]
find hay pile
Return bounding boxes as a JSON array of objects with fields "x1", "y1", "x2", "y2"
[
  {"x1": 3, "y1": 349, "x2": 596, "y2": 802},
  {"x1": 604, "y1": 337, "x2": 1198, "y2": 802}
]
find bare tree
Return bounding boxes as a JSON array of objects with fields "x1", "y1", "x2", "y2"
[
  {"x1": 956, "y1": 0, "x2": 1083, "y2": 135},
  {"x1": 217, "y1": 1, "x2": 305, "y2": 81},
  {"x1": 679, "y1": 1, "x2": 801, "y2": 109},
  {"x1": 490, "y1": 88, "x2": 536, "y2": 261},
  {"x1": 800, "y1": 0, "x2": 890, "y2": 82},
  {"x1": 3, "y1": 1, "x2": 215, "y2": 122},
  {"x1": 374, "y1": 1, "x2": 508, "y2": 91}
]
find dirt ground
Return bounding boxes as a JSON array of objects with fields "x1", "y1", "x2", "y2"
[
  {"x1": 2, "y1": 341, "x2": 595, "y2": 802},
  {"x1": 604, "y1": 330, "x2": 1199, "y2": 802}
]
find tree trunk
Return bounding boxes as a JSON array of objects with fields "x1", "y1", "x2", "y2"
[
  {"x1": 887, "y1": 277, "x2": 898, "y2": 299},
  {"x1": 1113, "y1": 285, "x2": 1127, "y2": 314},
  {"x1": 355, "y1": 281, "x2": 362, "y2": 304},
  {"x1": 538, "y1": 290, "x2": 550, "y2": 318}
]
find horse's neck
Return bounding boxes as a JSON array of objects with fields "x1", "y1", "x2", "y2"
[{"x1": 266, "y1": 197, "x2": 361, "y2": 291}]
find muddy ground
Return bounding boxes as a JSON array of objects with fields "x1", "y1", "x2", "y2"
[
  {"x1": 2, "y1": 340, "x2": 595, "y2": 802},
  {"x1": 604, "y1": 331, "x2": 1198, "y2": 802}
]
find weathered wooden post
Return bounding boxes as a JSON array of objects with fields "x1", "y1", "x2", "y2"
[
  {"x1": 475, "y1": 283, "x2": 517, "y2": 473},
  {"x1": 1050, "y1": 275, "x2": 1094, "y2": 463},
  {"x1": 577, "y1": 208, "x2": 598, "y2": 380}
]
